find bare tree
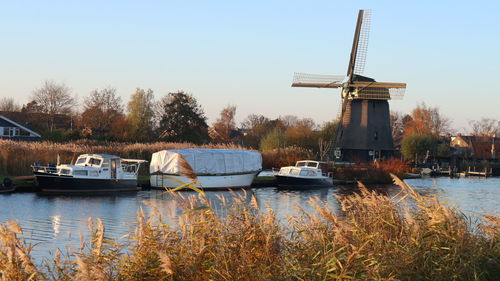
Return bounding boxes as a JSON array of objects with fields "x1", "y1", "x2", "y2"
[
  {"x1": 32, "y1": 80, "x2": 75, "y2": 115},
  {"x1": 469, "y1": 118, "x2": 500, "y2": 137},
  {"x1": 211, "y1": 105, "x2": 237, "y2": 143},
  {"x1": 31, "y1": 80, "x2": 76, "y2": 132},
  {"x1": 390, "y1": 111, "x2": 404, "y2": 145},
  {"x1": 0, "y1": 97, "x2": 20, "y2": 112},
  {"x1": 80, "y1": 87, "x2": 124, "y2": 136}
]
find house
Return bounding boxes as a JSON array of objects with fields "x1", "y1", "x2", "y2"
[
  {"x1": 450, "y1": 135, "x2": 500, "y2": 159},
  {"x1": 0, "y1": 114, "x2": 41, "y2": 141}
]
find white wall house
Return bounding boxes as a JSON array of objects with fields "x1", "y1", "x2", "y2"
[{"x1": 0, "y1": 114, "x2": 41, "y2": 140}]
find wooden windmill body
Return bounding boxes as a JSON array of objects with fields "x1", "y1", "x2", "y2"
[{"x1": 292, "y1": 9, "x2": 406, "y2": 162}]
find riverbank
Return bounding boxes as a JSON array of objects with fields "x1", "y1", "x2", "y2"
[
  {"x1": 0, "y1": 176, "x2": 498, "y2": 280},
  {"x1": 0, "y1": 139, "x2": 313, "y2": 176}
]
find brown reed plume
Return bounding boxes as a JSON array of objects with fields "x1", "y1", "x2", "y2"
[{"x1": 0, "y1": 176, "x2": 498, "y2": 280}]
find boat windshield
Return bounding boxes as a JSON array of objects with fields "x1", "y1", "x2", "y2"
[
  {"x1": 75, "y1": 157, "x2": 87, "y2": 165},
  {"x1": 296, "y1": 162, "x2": 306, "y2": 167},
  {"x1": 306, "y1": 162, "x2": 318, "y2": 168},
  {"x1": 89, "y1": 158, "x2": 102, "y2": 167}
]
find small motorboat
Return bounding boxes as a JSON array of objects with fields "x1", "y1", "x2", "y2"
[
  {"x1": 275, "y1": 160, "x2": 333, "y2": 189},
  {"x1": 32, "y1": 154, "x2": 146, "y2": 193},
  {"x1": 0, "y1": 178, "x2": 16, "y2": 193},
  {"x1": 149, "y1": 149, "x2": 262, "y2": 190}
]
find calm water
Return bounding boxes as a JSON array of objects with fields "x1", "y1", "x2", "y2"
[{"x1": 0, "y1": 177, "x2": 498, "y2": 263}]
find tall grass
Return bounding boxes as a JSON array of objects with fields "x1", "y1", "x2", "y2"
[
  {"x1": 0, "y1": 176, "x2": 498, "y2": 280},
  {"x1": 0, "y1": 140, "x2": 246, "y2": 175},
  {"x1": 0, "y1": 140, "x2": 312, "y2": 175}
]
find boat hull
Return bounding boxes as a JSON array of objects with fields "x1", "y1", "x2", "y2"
[
  {"x1": 275, "y1": 175, "x2": 333, "y2": 189},
  {"x1": 34, "y1": 172, "x2": 140, "y2": 193},
  {"x1": 150, "y1": 172, "x2": 258, "y2": 191}
]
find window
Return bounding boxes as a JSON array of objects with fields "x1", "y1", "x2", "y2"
[
  {"x1": 3, "y1": 127, "x2": 20, "y2": 136},
  {"x1": 89, "y1": 158, "x2": 101, "y2": 166},
  {"x1": 73, "y1": 170, "x2": 88, "y2": 176},
  {"x1": 76, "y1": 158, "x2": 87, "y2": 165},
  {"x1": 58, "y1": 169, "x2": 71, "y2": 175},
  {"x1": 296, "y1": 162, "x2": 306, "y2": 167},
  {"x1": 306, "y1": 162, "x2": 318, "y2": 168}
]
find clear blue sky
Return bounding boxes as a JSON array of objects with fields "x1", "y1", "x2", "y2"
[{"x1": 0, "y1": 0, "x2": 499, "y2": 131}]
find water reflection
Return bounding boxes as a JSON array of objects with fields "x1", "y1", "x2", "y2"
[{"x1": 0, "y1": 177, "x2": 498, "y2": 263}]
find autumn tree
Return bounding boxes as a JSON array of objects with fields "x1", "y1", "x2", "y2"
[
  {"x1": 156, "y1": 91, "x2": 209, "y2": 144},
  {"x1": 31, "y1": 80, "x2": 76, "y2": 132},
  {"x1": 469, "y1": 118, "x2": 500, "y2": 137},
  {"x1": 404, "y1": 102, "x2": 450, "y2": 137},
  {"x1": 284, "y1": 118, "x2": 317, "y2": 150},
  {"x1": 127, "y1": 88, "x2": 155, "y2": 142},
  {"x1": 241, "y1": 114, "x2": 284, "y2": 148},
  {"x1": 80, "y1": 87, "x2": 124, "y2": 137},
  {"x1": 210, "y1": 105, "x2": 237, "y2": 143},
  {"x1": 0, "y1": 97, "x2": 20, "y2": 112}
]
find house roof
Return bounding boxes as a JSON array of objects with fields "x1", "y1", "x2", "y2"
[
  {"x1": 0, "y1": 111, "x2": 73, "y2": 132},
  {"x1": 451, "y1": 135, "x2": 500, "y2": 159},
  {"x1": 0, "y1": 114, "x2": 41, "y2": 137}
]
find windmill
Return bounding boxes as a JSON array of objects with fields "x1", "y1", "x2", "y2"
[{"x1": 292, "y1": 9, "x2": 406, "y2": 162}]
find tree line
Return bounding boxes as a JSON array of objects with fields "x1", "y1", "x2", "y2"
[
  {"x1": 1, "y1": 80, "x2": 498, "y2": 161},
  {"x1": 0, "y1": 80, "x2": 337, "y2": 155}
]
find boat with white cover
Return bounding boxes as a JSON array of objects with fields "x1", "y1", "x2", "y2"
[
  {"x1": 149, "y1": 148, "x2": 262, "y2": 190},
  {"x1": 32, "y1": 154, "x2": 146, "y2": 193},
  {"x1": 275, "y1": 160, "x2": 333, "y2": 188}
]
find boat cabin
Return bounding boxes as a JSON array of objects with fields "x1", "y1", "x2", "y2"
[
  {"x1": 34, "y1": 154, "x2": 146, "y2": 180},
  {"x1": 278, "y1": 160, "x2": 331, "y2": 178}
]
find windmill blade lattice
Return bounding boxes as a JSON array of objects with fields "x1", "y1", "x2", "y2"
[
  {"x1": 293, "y1": 72, "x2": 346, "y2": 84},
  {"x1": 353, "y1": 9, "x2": 371, "y2": 75}
]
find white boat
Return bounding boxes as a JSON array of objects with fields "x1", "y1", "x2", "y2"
[
  {"x1": 32, "y1": 154, "x2": 146, "y2": 193},
  {"x1": 149, "y1": 149, "x2": 262, "y2": 190},
  {"x1": 275, "y1": 160, "x2": 333, "y2": 189}
]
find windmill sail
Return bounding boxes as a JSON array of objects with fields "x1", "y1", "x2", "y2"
[
  {"x1": 353, "y1": 9, "x2": 371, "y2": 75},
  {"x1": 290, "y1": 9, "x2": 406, "y2": 162},
  {"x1": 347, "y1": 9, "x2": 371, "y2": 79},
  {"x1": 292, "y1": 72, "x2": 345, "y2": 88}
]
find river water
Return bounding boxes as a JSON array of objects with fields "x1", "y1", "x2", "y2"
[{"x1": 0, "y1": 177, "x2": 498, "y2": 263}]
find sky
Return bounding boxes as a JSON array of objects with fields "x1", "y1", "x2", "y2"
[{"x1": 0, "y1": 0, "x2": 499, "y2": 132}]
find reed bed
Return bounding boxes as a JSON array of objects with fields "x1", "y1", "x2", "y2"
[
  {"x1": 0, "y1": 140, "x2": 246, "y2": 175},
  {"x1": 0, "y1": 175, "x2": 498, "y2": 281},
  {"x1": 0, "y1": 140, "x2": 311, "y2": 175}
]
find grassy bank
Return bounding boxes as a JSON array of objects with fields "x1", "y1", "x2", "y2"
[
  {"x1": 0, "y1": 140, "x2": 313, "y2": 176},
  {"x1": 0, "y1": 175, "x2": 498, "y2": 281}
]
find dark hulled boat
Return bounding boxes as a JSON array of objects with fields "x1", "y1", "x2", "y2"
[
  {"x1": 32, "y1": 154, "x2": 146, "y2": 193},
  {"x1": 275, "y1": 160, "x2": 333, "y2": 189}
]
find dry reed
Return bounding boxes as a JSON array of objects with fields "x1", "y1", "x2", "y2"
[{"x1": 0, "y1": 176, "x2": 498, "y2": 280}]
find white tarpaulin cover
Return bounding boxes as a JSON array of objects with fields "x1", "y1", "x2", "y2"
[{"x1": 150, "y1": 149, "x2": 262, "y2": 175}]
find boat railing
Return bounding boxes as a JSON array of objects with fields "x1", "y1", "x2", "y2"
[
  {"x1": 121, "y1": 160, "x2": 146, "y2": 176},
  {"x1": 32, "y1": 163, "x2": 57, "y2": 174}
]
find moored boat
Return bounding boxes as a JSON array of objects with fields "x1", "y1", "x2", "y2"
[
  {"x1": 0, "y1": 178, "x2": 16, "y2": 193},
  {"x1": 275, "y1": 160, "x2": 333, "y2": 189},
  {"x1": 149, "y1": 149, "x2": 262, "y2": 190},
  {"x1": 32, "y1": 154, "x2": 146, "y2": 193}
]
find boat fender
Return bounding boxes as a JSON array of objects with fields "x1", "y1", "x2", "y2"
[{"x1": 3, "y1": 178, "x2": 12, "y2": 188}]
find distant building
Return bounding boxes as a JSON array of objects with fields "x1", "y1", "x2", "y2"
[
  {"x1": 0, "y1": 111, "x2": 73, "y2": 133},
  {"x1": 450, "y1": 135, "x2": 500, "y2": 159},
  {"x1": 0, "y1": 114, "x2": 41, "y2": 141}
]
